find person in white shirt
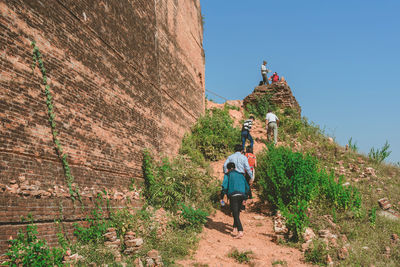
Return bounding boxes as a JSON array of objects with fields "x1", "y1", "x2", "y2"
[
  {"x1": 265, "y1": 109, "x2": 279, "y2": 144},
  {"x1": 261, "y1": 61, "x2": 270, "y2": 85}
]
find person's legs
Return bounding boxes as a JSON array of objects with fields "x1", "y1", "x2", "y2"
[
  {"x1": 267, "y1": 124, "x2": 272, "y2": 142},
  {"x1": 262, "y1": 73, "x2": 269, "y2": 85},
  {"x1": 248, "y1": 133, "x2": 254, "y2": 149},
  {"x1": 241, "y1": 131, "x2": 247, "y2": 151},
  {"x1": 230, "y1": 195, "x2": 244, "y2": 233},
  {"x1": 272, "y1": 123, "x2": 278, "y2": 144}
]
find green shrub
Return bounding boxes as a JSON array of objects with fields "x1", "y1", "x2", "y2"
[
  {"x1": 142, "y1": 151, "x2": 219, "y2": 212},
  {"x1": 179, "y1": 204, "x2": 209, "y2": 230},
  {"x1": 6, "y1": 217, "x2": 65, "y2": 266},
  {"x1": 181, "y1": 107, "x2": 240, "y2": 162},
  {"x1": 73, "y1": 195, "x2": 110, "y2": 244},
  {"x1": 228, "y1": 248, "x2": 253, "y2": 264},
  {"x1": 368, "y1": 207, "x2": 377, "y2": 227},
  {"x1": 256, "y1": 145, "x2": 361, "y2": 241},
  {"x1": 304, "y1": 239, "x2": 328, "y2": 265},
  {"x1": 368, "y1": 141, "x2": 391, "y2": 164},
  {"x1": 245, "y1": 94, "x2": 275, "y2": 120},
  {"x1": 348, "y1": 137, "x2": 358, "y2": 152}
]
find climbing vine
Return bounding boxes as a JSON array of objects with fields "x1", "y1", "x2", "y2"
[{"x1": 31, "y1": 41, "x2": 81, "y2": 202}]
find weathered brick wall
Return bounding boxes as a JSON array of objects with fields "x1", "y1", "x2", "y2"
[{"x1": 0, "y1": 0, "x2": 204, "y2": 253}]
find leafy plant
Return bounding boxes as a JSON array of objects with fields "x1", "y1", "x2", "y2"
[
  {"x1": 245, "y1": 94, "x2": 275, "y2": 120},
  {"x1": 5, "y1": 217, "x2": 65, "y2": 266},
  {"x1": 348, "y1": 137, "x2": 358, "y2": 152},
  {"x1": 142, "y1": 151, "x2": 219, "y2": 212},
  {"x1": 181, "y1": 107, "x2": 240, "y2": 162},
  {"x1": 179, "y1": 204, "x2": 209, "y2": 230},
  {"x1": 368, "y1": 207, "x2": 377, "y2": 227},
  {"x1": 256, "y1": 145, "x2": 361, "y2": 241},
  {"x1": 228, "y1": 248, "x2": 253, "y2": 264},
  {"x1": 31, "y1": 41, "x2": 80, "y2": 201},
  {"x1": 304, "y1": 239, "x2": 328, "y2": 265},
  {"x1": 272, "y1": 260, "x2": 288, "y2": 266},
  {"x1": 368, "y1": 141, "x2": 391, "y2": 164},
  {"x1": 73, "y1": 194, "x2": 110, "y2": 244}
]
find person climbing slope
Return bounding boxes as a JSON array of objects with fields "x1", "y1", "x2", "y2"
[
  {"x1": 241, "y1": 116, "x2": 255, "y2": 151},
  {"x1": 245, "y1": 146, "x2": 257, "y2": 201},
  {"x1": 265, "y1": 108, "x2": 279, "y2": 144},
  {"x1": 221, "y1": 162, "x2": 250, "y2": 239}
]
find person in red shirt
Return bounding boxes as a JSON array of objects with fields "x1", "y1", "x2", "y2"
[
  {"x1": 245, "y1": 146, "x2": 257, "y2": 201},
  {"x1": 270, "y1": 72, "x2": 280, "y2": 83}
]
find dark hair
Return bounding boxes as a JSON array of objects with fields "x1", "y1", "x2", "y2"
[
  {"x1": 268, "y1": 108, "x2": 272, "y2": 113},
  {"x1": 227, "y1": 162, "x2": 235, "y2": 170},
  {"x1": 249, "y1": 115, "x2": 255, "y2": 120},
  {"x1": 234, "y1": 144, "x2": 243, "y2": 152},
  {"x1": 246, "y1": 146, "x2": 253, "y2": 153}
]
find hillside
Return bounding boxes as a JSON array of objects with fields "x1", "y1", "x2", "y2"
[{"x1": 181, "y1": 94, "x2": 400, "y2": 266}]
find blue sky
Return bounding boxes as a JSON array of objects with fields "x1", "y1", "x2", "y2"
[{"x1": 201, "y1": 0, "x2": 400, "y2": 163}]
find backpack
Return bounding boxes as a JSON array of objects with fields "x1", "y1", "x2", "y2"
[{"x1": 245, "y1": 153, "x2": 256, "y2": 168}]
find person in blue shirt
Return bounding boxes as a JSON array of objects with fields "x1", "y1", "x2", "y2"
[
  {"x1": 223, "y1": 144, "x2": 253, "y2": 179},
  {"x1": 221, "y1": 162, "x2": 250, "y2": 239}
]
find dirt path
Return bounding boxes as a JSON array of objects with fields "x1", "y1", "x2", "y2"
[{"x1": 178, "y1": 102, "x2": 308, "y2": 266}]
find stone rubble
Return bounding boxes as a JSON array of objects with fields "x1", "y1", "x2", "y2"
[
  {"x1": 124, "y1": 230, "x2": 143, "y2": 255},
  {"x1": 378, "y1": 198, "x2": 392, "y2": 210},
  {"x1": 243, "y1": 83, "x2": 301, "y2": 116},
  {"x1": 3, "y1": 179, "x2": 142, "y2": 201}
]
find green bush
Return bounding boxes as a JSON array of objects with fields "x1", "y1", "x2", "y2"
[
  {"x1": 6, "y1": 218, "x2": 65, "y2": 266},
  {"x1": 256, "y1": 145, "x2": 361, "y2": 241},
  {"x1": 73, "y1": 195, "x2": 110, "y2": 244},
  {"x1": 143, "y1": 151, "x2": 219, "y2": 212},
  {"x1": 179, "y1": 204, "x2": 209, "y2": 230},
  {"x1": 181, "y1": 107, "x2": 240, "y2": 162},
  {"x1": 348, "y1": 137, "x2": 358, "y2": 152},
  {"x1": 368, "y1": 141, "x2": 391, "y2": 164},
  {"x1": 304, "y1": 239, "x2": 328, "y2": 265},
  {"x1": 245, "y1": 94, "x2": 275, "y2": 120},
  {"x1": 228, "y1": 248, "x2": 253, "y2": 264}
]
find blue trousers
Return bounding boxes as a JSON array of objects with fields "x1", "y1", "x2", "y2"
[{"x1": 241, "y1": 130, "x2": 253, "y2": 151}]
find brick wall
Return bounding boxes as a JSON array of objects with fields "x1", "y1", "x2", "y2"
[{"x1": 0, "y1": 0, "x2": 204, "y2": 253}]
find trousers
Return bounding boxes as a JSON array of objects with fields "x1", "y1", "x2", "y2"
[
  {"x1": 241, "y1": 130, "x2": 254, "y2": 151},
  {"x1": 267, "y1": 122, "x2": 278, "y2": 144},
  {"x1": 229, "y1": 194, "x2": 245, "y2": 231}
]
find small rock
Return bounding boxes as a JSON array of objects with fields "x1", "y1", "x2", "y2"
[
  {"x1": 365, "y1": 167, "x2": 377, "y2": 177},
  {"x1": 362, "y1": 246, "x2": 369, "y2": 250},
  {"x1": 146, "y1": 257, "x2": 155, "y2": 267},
  {"x1": 134, "y1": 258, "x2": 144, "y2": 267},
  {"x1": 378, "y1": 198, "x2": 391, "y2": 210},
  {"x1": 253, "y1": 215, "x2": 264, "y2": 220},
  {"x1": 338, "y1": 246, "x2": 349, "y2": 260},
  {"x1": 147, "y1": 249, "x2": 159, "y2": 259},
  {"x1": 383, "y1": 246, "x2": 390, "y2": 258},
  {"x1": 327, "y1": 254, "x2": 334, "y2": 266},
  {"x1": 9, "y1": 179, "x2": 17, "y2": 184},
  {"x1": 303, "y1": 227, "x2": 316, "y2": 242},
  {"x1": 342, "y1": 182, "x2": 350, "y2": 187}
]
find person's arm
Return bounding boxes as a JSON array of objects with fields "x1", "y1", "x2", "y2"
[
  {"x1": 221, "y1": 174, "x2": 229, "y2": 199},
  {"x1": 223, "y1": 157, "x2": 229, "y2": 174},
  {"x1": 243, "y1": 157, "x2": 253, "y2": 182}
]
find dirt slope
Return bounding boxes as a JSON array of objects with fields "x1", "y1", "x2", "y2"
[{"x1": 178, "y1": 101, "x2": 309, "y2": 266}]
